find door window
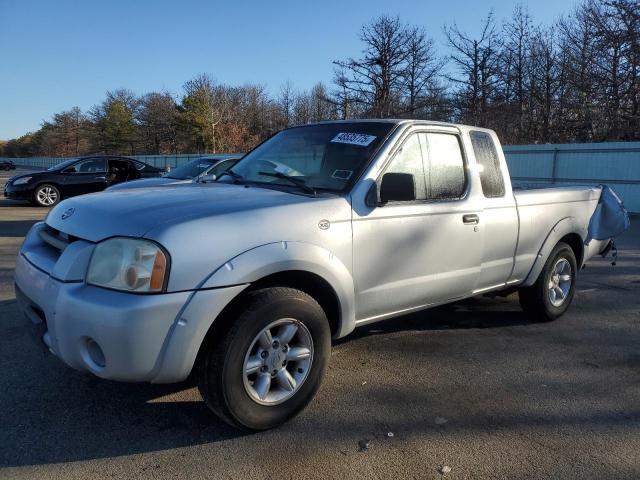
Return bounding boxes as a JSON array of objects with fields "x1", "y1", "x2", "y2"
[
  {"x1": 66, "y1": 158, "x2": 106, "y2": 173},
  {"x1": 383, "y1": 133, "x2": 427, "y2": 200},
  {"x1": 423, "y1": 133, "x2": 466, "y2": 200}
]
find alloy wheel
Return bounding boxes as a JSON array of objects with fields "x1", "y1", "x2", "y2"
[
  {"x1": 36, "y1": 186, "x2": 58, "y2": 206},
  {"x1": 242, "y1": 318, "x2": 314, "y2": 406},
  {"x1": 548, "y1": 258, "x2": 572, "y2": 307}
]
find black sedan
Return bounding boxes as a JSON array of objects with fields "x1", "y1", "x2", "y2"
[
  {"x1": 3, "y1": 155, "x2": 163, "y2": 206},
  {"x1": 1, "y1": 160, "x2": 16, "y2": 171}
]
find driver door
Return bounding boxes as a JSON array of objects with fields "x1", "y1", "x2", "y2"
[{"x1": 352, "y1": 130, "x2": 483, "y2": 322}]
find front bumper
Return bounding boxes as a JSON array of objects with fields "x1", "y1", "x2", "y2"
[
  {"x1": 14, "y1": 253, "x2": 247, "y2": 383},
  {"x1": 4, "y1": 182, "x2": 32, "y2": 200}
]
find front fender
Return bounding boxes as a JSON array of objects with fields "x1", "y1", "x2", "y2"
[
  {"x1": 522, "y1": 217, "x2": 585, "y2": 287},
  {"x1": 201, "y1": 241, "x2": 356, "y2": 338}
]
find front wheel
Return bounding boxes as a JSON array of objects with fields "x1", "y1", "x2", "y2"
[
  {"x1": 519, "y1": 242, "x2": 577, "y2": 321},
  {"x1": 198, "y1": 287, "x2": 331, "y2": 430},
  {"x1": 33, "y1": 184, "x2": 61, "y2": 207}
]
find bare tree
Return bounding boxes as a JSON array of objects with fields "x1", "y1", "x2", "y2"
[
  {"x1": 333, "y1": 16, "x2": 412, "y2": 117},
  {"x1": 529, "y1": 27, "x2": 562, "y2": 142},
  {"x1": 587, "y1": 0, "x2": 640, "y2": 139},
  {"x1": 331, "y1": 67, "x2": 356, "y2": 119},
  {"x1": 557, "y1": 4, "x2": 599, "y2": 141},
  {"x1": 499, "y1": 5, "x2": 533, "y2": 141},
  {"x1": 39, "y1": 106, "x2": 91, "y2": 156},
  {"x1": 401, "y1": 27, "x2": 445, "y2": 117},
  {"x1": 445, "y1": 12, "x2": 502, "y2": 126},
  {"x1": 278, "y1": 80, "x2": 294, "y2": 128}
]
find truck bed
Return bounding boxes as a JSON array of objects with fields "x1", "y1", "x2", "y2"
[{"x1": 510, "y1": 185, "x2": 603, "y2": 282}]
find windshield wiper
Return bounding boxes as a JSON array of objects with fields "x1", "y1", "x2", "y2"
[{"x1": 258, "y1": 171, "x2": 316, "y2": 194}]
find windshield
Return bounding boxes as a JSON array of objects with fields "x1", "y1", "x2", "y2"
[
  {"x1": 49, "y1": 158, "x2": 79, "y2": 171},
  {"x1": 221, "y1": 122, "x2": 395, "y2": 192},
  {"x1": 164, "y1": 158, "x2": 217, "y2": 179}
]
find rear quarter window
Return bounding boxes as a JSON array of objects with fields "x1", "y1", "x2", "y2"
[{"x1": 470, "y1": 131, "x2": 505, "y2": 198}]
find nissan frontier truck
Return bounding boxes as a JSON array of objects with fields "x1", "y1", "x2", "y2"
[{"x1": 14, "y1": 120, "x2": 627, "y2": 430}]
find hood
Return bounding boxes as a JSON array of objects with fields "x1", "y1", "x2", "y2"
[
  {"x1": 107, "y1": 177, "x2": 189, "y2": 190},
  {"x1": 8, "y1": 171, "x2": 40, "y2": 183},
  {"x1": 45, "y1": 183, "x2": 323, "y2": 242}
]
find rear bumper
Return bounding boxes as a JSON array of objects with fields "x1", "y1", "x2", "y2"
[
  {"x1": 14, "y1": 252, "x2": 247, "y2": 383},
  {"x1": 584, "y1": 238, "x2": 611, "y2": 265}
]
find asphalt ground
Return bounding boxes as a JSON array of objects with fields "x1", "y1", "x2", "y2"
[{"x1": 1, "y1": 169, "x2": 639, "y2": 479}]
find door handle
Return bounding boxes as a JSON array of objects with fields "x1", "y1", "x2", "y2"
[
  {"x1": 462, "y1": 214, "x2": 479, "y2": 225},
  {"x1": 95, "y1": 176, "x2": 106, "y2": 180}
]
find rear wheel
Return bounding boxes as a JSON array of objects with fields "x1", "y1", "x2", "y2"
[
  {"x1": 198, "y1": 287, "x2": 331, "y2": 430},
  {"x1": 519, "y1": 242, "x2": 577, "y2": 321},
  {"x1": 34, "y1": 184, "x2": 60, "y2": 207}
]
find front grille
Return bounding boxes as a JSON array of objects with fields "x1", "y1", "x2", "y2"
[{"x1": 39, "y1": 225, "x2": 76, "y2": 252}]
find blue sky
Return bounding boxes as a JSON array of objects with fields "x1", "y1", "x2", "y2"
[{"x1": 0, "y1": 0, "x2": 576, "y2": 140}]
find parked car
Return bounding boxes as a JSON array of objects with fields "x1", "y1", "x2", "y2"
[
  {"x1": 107, "y1": 156, "x2": 242, "y2": 191},
  {"x1": 3, "y1": 155, "x2": 163, "y2": 206},
  {"x1": 1, "y1": 160, "x2": 16, "y2": 171},
  {"x1": 15, "y1": 120, "x2": 628, "y2": 431}
]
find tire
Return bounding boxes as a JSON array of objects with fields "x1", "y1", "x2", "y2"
[
  {"x1": 519, "y1": 242, "x2": 577, "y2": 321},
  {"x1": 33, "y1": 184, "x2": 61, "y2": 207},
  {"x1": 198, "y1": 287, "x2": 331, "y2": 430}
]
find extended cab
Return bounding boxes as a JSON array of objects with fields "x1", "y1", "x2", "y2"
[{"x1": 14, "y1": 120, "x2": 627, "y2": 430}]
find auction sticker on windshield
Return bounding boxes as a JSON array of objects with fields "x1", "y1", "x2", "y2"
[{"x1": 330, "y1": 132, "x2": 377, "y2": 147}]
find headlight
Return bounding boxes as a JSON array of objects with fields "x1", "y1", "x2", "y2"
[
  {"x1": 13, "y1": 176, "x2": 32, "y2": 185},
  {"x1": 87, "y1": 238, "x2": 168, "y2": 293}
]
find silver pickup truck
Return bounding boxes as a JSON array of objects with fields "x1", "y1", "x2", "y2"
[{"x1": 15, "y1": 120, "x2": 627, "y2": 430}]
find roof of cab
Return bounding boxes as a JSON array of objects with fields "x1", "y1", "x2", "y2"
[
  {"x1": 307, "y1": 118, "x2": 500, "y2": 137},
  {"x1": 310, "y1": 118, "x2": 468, "y2": 129}
]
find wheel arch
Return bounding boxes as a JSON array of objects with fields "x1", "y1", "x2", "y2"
[
  {"x1": 32, "y1": 181, "x2": 63, "y2": 202},
  {"x1": 558, "y1": 232, "x2": 584, "y2": 267},
  {"x1": 522, "y1": 217, "x2": 585, "y2": 287},
  {"x1": 247, "y1": 270, "x2": 341, "y2": 337},
  {"x1": 151, "y1": 243, "x2": 356, "y2": 383},
  {"x1": 199, "y1": 241, "x2": 355, "y2": 338}
]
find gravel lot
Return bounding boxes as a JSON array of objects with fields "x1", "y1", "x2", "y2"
[{"x1": 1, "y1": 171, "x2": 639, "y2": 479}]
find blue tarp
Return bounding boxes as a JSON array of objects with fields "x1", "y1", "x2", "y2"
[{"x1": 587, "y1": 185, "x2": 630, "y2": 242}]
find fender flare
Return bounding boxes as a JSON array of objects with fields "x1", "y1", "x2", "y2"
[
  {"x1": 522, "y1": 216, "x2": 585, "y2": 287},
  {"x1": 152, "y1": 242, "x2": 356, "y2": 383},
  {"x1": 201, "y1": 241, "x2": 357, "y2": 338}
]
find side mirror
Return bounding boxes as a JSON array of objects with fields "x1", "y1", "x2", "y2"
[
  {"x1": 199, "y1": 174, "x2": 217, "y2": 183},
  {"x1": 365, "y1": 182, "x2": 378, "y2": 207},
  {"x1": 379, "y1": 172, "x2": 416, "y2": 203}
]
